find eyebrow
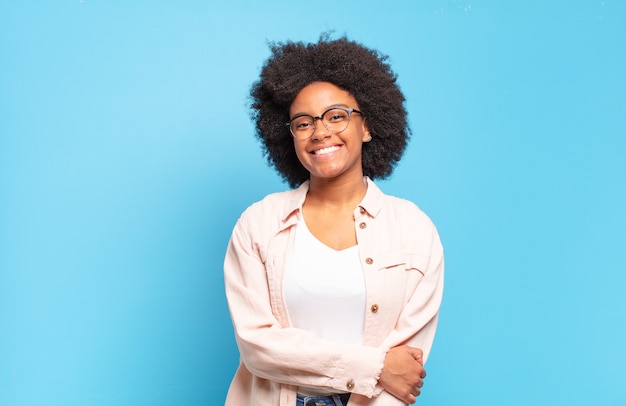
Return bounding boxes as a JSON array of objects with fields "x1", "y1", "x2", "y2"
[{"x1": 290, "y1": 103, "x2": 351, "y2": 119}]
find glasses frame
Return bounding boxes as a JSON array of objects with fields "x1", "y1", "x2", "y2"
[{"x1": 286, "y1": 107, "x2": 364, "y2": 140}]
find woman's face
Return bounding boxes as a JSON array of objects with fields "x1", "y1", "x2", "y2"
[{"x1": 289, "y1": 81, "x2": 370, "y2": 183}]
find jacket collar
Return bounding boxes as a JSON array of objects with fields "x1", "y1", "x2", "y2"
[
  {"x1": 280, "y1": 177, "x2": 385, "y2": 226},
  {"x1": 359, "y1": 177, "x2": 385, "y2": 218}
]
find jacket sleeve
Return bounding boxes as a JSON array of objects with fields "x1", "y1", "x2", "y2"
[{"x1": 223, "y1": 216, "x2": 387, "y2": 398}]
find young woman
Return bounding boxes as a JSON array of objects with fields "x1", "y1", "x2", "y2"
[{"x1": 224, "y1": 36, "x2": 444, "y2": 406}]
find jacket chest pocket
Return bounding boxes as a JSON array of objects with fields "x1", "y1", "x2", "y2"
[
  {"x1": 362, "y1": 251, "x2": 429, "y2": 342},
  {"x1": 376, "y1": 251, "x2": 428, "y2": 301}
]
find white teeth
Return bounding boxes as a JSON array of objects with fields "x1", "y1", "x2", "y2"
[{"x1": 314, "y1": 146, "x2": 339, "y2": 155}]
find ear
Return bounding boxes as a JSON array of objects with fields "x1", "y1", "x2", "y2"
[{"x1": 361, "y1": 120, "x2": 372, "y2": 142}]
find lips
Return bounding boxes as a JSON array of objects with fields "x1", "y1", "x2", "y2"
[{"x1": 311, "y1": 145, "x2": 341, "y2": 155}]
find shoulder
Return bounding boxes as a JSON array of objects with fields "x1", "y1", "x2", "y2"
[
  {"x1": 365, "y1": 178, "x2": 433, "y2": 226},
  {"x1": 376, "y1": 193, "x2": 444, "y2": 262},
  {"x1": 240, "y1": 188, "x2": 299, "y2": 219},
  {"x1": 373, "y1": 186, "x2": 441, "y2": 246},
  {"x1": 234, "y1": 187, "x2": 304, "y2": 239},
  {"x1": 379, "y1": 191, "x2": 435, "y2": 229}
]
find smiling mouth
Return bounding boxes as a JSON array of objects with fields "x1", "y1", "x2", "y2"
[{"x1": 312, "y1": 145, "x2": 340, "y2": 155}]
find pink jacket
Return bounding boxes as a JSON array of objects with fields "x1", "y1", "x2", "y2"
[{"x1": 224, "y1": 178, "x2": 444, "y2": 405}]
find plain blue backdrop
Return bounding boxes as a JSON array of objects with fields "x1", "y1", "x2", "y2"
[{"x1": 1, "y1": 1, "x2": 625, "y2": 405}]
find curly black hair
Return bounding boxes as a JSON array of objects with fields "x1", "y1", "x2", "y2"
[{"x1": 250, "y1": 34, "x2": 410, "y2": 188}]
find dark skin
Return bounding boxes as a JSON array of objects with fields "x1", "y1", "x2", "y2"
[
  {"x1": 380, "y1": 346, "x2": 426, "y2": 403},
  {"x1": 291, "y1": 82, "x2": 427, "y2": 404}
]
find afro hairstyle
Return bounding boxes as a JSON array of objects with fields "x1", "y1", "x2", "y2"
[{"x1": 250, "y1": 34, "x2": 410, "y2": 188}]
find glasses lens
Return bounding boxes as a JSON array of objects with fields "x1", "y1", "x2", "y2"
[
  {"x1": 322, "y1": 108, "x2": 351, "y2": 133},
  {"x1": 289, "y1": 108, "x2": 354, "y2": 139},
  {"x1": 290, "y1": 116, "x2": 315, "y2": 139}
]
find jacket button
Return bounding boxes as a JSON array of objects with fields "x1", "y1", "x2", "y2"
[
  {"x1": 371, "y1": 304, "x2": 379, "y2": 313},
  {"x1": 359, "y1": 222, "x2": 367, "y2": 229},
  {"x1": 359, "y1": 207, "x2": 366, "y2": 214},
  {"x1": 346, "y1": 379, "x2": 355, "y2": 390},
  {"x1": 365, "y1": 258, "x2": 373, "y2": 265}
]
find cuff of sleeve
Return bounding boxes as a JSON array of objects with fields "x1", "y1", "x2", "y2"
[{"x1": 334, "y1": 345, "x2": 388, "y2": 398}]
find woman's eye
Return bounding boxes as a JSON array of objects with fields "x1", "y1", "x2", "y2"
[{"x1": 327, "y1": 110, "x2": 348, "y2": 122}]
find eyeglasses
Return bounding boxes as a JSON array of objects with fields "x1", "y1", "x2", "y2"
[{"x1": 286, "y1": 107, "x2": 364, "y2": 140}]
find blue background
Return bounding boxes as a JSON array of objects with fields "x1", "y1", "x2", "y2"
[{"x1": 1, "y1": 1, "x2": 625, "y2": 405}]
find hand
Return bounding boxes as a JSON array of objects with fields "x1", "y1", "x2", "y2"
[{"x1": 378, "y1": 345, "x2": 427, "y2": 404}]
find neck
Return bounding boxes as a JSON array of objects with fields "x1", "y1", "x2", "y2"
[{"x1": 306, "y1": 175, "x2": 368, "y2": 208}]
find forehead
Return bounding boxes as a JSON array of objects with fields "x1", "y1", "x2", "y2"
[{"x1": 289, "y1": 82, "x2": 357, "y2": 115}]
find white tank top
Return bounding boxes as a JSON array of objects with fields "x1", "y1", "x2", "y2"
[{"x1": 284, "y1": 219, "x2": 366, "y2": 345}]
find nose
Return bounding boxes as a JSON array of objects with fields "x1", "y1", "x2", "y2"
[{"x1": 311, "y1": 118, "x2": 331, "y2": 140}]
